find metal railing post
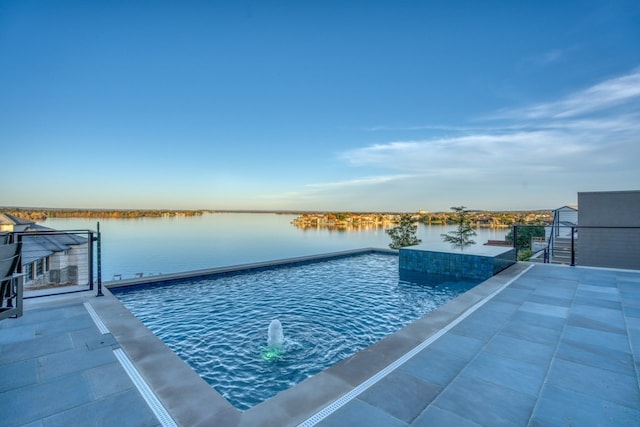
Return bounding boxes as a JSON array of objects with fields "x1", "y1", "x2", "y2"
[
  {"x1": 570, "y1": 226, "x2": 575, "y2": 267},
  {"x1": 512, "y1": 225, "x2": 518, "y2": 261},
  {"x1": 88, "y1": 231, "x2": 94, "y2": 290},
  {"x1": 96, "y1": 222, "x2": 103, "y2": 297}
]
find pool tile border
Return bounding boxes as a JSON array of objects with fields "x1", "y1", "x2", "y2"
[{"x1": 91, "y1": 249, "x2": 532, "y2": 426}]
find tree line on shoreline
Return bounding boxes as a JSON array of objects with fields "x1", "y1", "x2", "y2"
[
  {"x1": 2, "y1": 207, "x2": 552, "y2": 227},
  {"x1": 291, "y1": 209, "x2": 551, "y2": 230},
  {"x1": 0, "y1": 208, "x2": 206, "y2": 221}
]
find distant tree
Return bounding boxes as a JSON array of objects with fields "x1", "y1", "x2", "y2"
[
  {"x1": 386, "y1": 214, "x2": 421, "y2": 249},
  {"x1": 441, "y1": 206, "x2": 477, "y2": 250}
]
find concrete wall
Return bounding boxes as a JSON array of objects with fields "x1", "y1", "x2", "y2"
[{"x1": 577, "y1": 190, "x2": 640, "y2": 270}]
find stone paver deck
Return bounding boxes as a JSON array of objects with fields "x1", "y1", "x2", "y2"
[{"x1": 1, "y1": 262, "x2": 639, "y2": 426}]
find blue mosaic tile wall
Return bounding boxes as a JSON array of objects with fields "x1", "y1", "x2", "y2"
[{"x1": 399, "y1": 247, "x2": 516, "y2": 281}]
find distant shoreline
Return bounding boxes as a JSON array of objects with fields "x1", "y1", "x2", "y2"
[{"x1": 2, "y1": 207, "x2": 552, "y2": 226}]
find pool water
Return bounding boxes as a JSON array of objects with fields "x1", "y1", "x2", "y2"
[{"x1": 112, "y1": 253, "x2": 480, "y2": 410}]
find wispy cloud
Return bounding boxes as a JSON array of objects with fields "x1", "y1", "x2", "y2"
[
  {"x1": 364, "y1": 124, "x2": 481, "y2": 132},
  {"x1": 270, "y1": 67, "x2": 640, "y2": 210},
  {"x1": 495, "y1": 67, "x2": 640, "y2": 120},
  {"x1": 346, "y1": 68, "x2": 640, "y2": 175},
  {"x1": 340, "y1": 131, "x2": 596, "y2": 174},
  {"x1": 303, "y1": 174, "x2": 419, "y2": 190},
  {"x1": 261, "y1": 174, "x2": 417, "y2": 200}
]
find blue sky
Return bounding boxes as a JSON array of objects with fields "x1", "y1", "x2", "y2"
[{"x1": 1, "y1": 1, "x2": 639, "y2": 212}]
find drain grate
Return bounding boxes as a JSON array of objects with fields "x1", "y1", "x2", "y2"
[
  {"x1": 114, "y1": 348, "x2": 178, "y2": 427},
  {"x1": 84, "y1": 301, "x2": 177, "y2": 427},
  {"x1": 84, "y1": 302, "x2": 109, "y2": 334}
]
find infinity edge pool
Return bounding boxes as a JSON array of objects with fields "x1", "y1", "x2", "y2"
[{"x1": 91, "y1": 248, "x2": 529, "y2": 426}]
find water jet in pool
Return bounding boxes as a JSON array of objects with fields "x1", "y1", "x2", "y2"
[{"x1": 263, "y1": 319, "x2": 284, "y2": 362}]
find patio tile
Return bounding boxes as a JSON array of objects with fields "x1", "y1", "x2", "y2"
[
  {"x1": 317, "y1": 398, "x2": 407, "y2": 427},
  {"x1": 568, "y1": 306, "x2": 627, "y2": 334},
  {"x1": 34, "y1": 313, "x2": 95, "y2": 337},
  {"x1": 625, "y1": 328, "x2": 640, "y2": 358},
  {"x1": 500, "y1": 319, "x2": 562, "y2": 346},
  {"x1": 527, "y1": 267, "x2": 575, "y2": 280},
  {"x1": 556, "y1": 338, "x2": 636, "y2": 377},
  {"x1": 463, "y1": 304, "x2": 514, "y2": 325},
  {"x1": 508, "y1": 310, "x2": 566, "y2": 331},
  {"x1": 85, "y1": 333, "x2": 118, "y2": 350},
  {"x1": 400, "y1": 347, "x2": 469, "y2": 387},
  {"x1": 412, "y1": 405, "x2": 481, "y2": 427},
  {"x1": 546, "y1": 358, "x2": 640, "y2": 409},
  {"x1": 621, "y1": 296, "x2": 640, "y2": 310},
  {"x1": 578, "y1": 272, "x2": 618, "y2": 287},
  {"x1": 358, "y1": 369, "x2": 441, "y2": 424},
  {"x1": 0, "y1": 372, "x2": 92, "y2": 426},
  {"x1": 624, "y1": 306, "x2": 640, "y2": 318},
  {"x1": 510, "y1": 278, "x2": 540, "y2": 291},
  {"x1": 431, "y1": 375, "x2": 536, "y2": 426},
  {"x1": 519, "y1": 301, "x2": 569, "y2": 319},
  {"x1": 562, "y1": 324, "x2": 631, "y2": 353},
  {"x1": 0, "y1": 358, "x2": 38, "y2": 393},
  {"x1": 2, "y1": 304, "x2": 84, "y2": 326},
  {"x1": 576, "y1": 286, "x2": 619, "y2": 304},
  {"x1": 70, "y1": 327, "x2": 110, "y2": 347},
  {"x1": 578, "y1": 283, "x2": 619, "y2": 294},
  {"x1": 0, "y1": 323, "x2": 39, "y2": 345},
  {"x1": 479, "y1": 299, "x2": 519, "y2": 315},
  {"x1": 461, "y1": 352, "x2": 546, "y2": 397},
  {"x1": 527, "y1": 294, "x2": 572, "y2": 308},
  {"x1": 38, "y1": 345, "x2": 118, "y2": 381},
  {"x1": 0, "y1": 333, "x2": 74, "y2": 364},
  {"x1": 574, "y1": 294, "x2": 622, "y2": 310},
  {"x1": 424, "y1": 332, "x2": 486, "y2": 361},
  {"x1": 448, "y1": 316, "x2": 503, "y2": 341},
  {"x1": 491, "y1": 287, "x2": 532, "y2": 304},
  {"x1": 41, "y1": 388, "x2": 159, "y2": 427},
  {"x1": 83, "y1": 362, "x2": 137, "y2": 399},
  {"x1": 626, "y1": 315, "x2": 640, "y2": 331},
  {"x1": 531, "y1": 283, "x2": 576, "y2": 300},
  {"x1": 531, "y1": 384, "x2": 640, "y2": 427},
  {"x1": 483, "y1": 334, "x2": 556, "y2": 367},
  {"x1": 619, "y1": 282, "x2": 640, "y2": 295}
]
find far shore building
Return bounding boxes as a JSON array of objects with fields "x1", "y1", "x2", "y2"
[{"x1": 0, "y1": 214, "x2": 89, "y2": 288}]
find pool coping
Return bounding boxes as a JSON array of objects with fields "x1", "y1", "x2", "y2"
[{"x1": 90, "y1": 248, "x2": 531, "y2": 427}]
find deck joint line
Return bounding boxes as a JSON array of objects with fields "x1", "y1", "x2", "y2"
[
  {"x1": 83, "y1": 302, "x2": 109, "y2": 334},
  {"x1": 114, "y1": 348, "x2": 178, "y2": 427},
  {"x1": 298, "y1": 263, "x2": 535, "y2": 427}
]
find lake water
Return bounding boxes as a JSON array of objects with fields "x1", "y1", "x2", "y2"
[{"x1": 39, "y1": 213, "x2": 509, "y2": 281}]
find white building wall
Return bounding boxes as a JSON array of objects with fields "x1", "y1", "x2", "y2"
[
  {"x1": 556, "y1": 207, "x2": 578, "y2": 225},
  {"x1": 67, "y1": 244, "x2": 89, "y2": 285}
]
